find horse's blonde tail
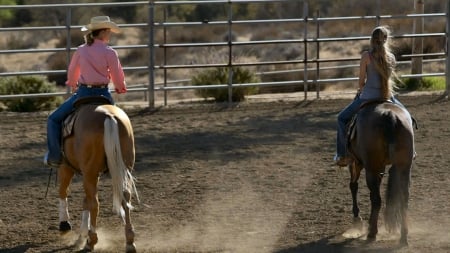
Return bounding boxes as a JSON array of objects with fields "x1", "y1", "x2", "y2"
[{"x1": 103, "y1": 116, "x2": 137, "y2": 222}]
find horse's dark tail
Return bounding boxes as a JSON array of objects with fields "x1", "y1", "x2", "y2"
[
  {"x1": 385, "y1": 165, "x2": 410, "y2": 232},
  {"x1": 384, "y1": 113, "x2": 397, "y2": 160},
  {"x1": 384, "y1": 114, "x2": 411, "y2": 233}
]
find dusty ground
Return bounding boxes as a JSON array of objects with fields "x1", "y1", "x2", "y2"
[{"x1": 0, "y1": 93, "x2": 449, "y2": 253}]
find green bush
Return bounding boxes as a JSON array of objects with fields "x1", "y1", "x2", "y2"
[
  {"x1": 419, "y1": 76, "x2": 446, "y2": 91},
  {"x1": 395, "y1": 77, "x2": 420, "y2": 91},
  {"x1": 192, "y1": 66, "x2": 259, "y2": 102},
  {"x1": 396, "y1": 76, "x2": 446, "y2": 91},
  {"x1": 0, "y1": 76, "x2": 62, "y2": 112}
]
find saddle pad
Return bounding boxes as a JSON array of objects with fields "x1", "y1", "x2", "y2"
[{"x1": 62, "y1": 111, "x2": 78, "y2": 139}]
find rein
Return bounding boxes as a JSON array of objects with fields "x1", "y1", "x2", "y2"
[{"x1": 45, "y1": 167, "x2": 57, "y2": 199}]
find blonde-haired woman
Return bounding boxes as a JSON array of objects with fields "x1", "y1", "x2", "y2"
[
  {"x1": 334, "y1": 26, "x2": 409, "y2": 166},
  {"x1": 44, "y1": 16, "x2": 127, "y2": 168}
]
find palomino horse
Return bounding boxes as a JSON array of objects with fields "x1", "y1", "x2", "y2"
[
  {"x1": 57, "y1": 98, "x2": 138, "y2": 252},
  {"x1": 347, "y1": 101, "x2": 414, "y2": 245}
]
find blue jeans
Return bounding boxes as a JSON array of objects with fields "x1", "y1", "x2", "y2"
[
  {"x1": 46, "y1": 86, "x2": 113, "y2": 162},
  {"x1": 336, "y1": 95, "x2": 405, "y2": 157}
]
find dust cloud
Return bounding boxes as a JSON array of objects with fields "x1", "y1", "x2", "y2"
[{"x1": 135, "y1": 184, "x2": 289, "y2": 252}]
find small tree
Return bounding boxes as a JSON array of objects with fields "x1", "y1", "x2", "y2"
[{"x1": 0, "y1": 76, "x2": 62, "y2": 112}]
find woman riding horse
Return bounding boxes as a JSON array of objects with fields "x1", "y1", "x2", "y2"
[
  {"x1": 43, "y1": 16, "x2": 139, "y2": 252},
  {"x1": 44, "y1": 16, "x2": 127, "y2": 167},
  {"x1": 335, "y1": 26, "x2": 416, "y2": 245},
  {"x1": 334, "y1": 26, "x2": 411, "y2": 166}
]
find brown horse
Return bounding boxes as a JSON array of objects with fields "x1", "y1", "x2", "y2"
[
  {"x1": 347, "y1": 101, "x2": 414, "y2": 245},
  {"x1": 57, "y1": 100, "x2": 138, "y2": 252}
]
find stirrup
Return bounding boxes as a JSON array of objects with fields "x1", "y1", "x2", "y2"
[
  {"x1": 334, "y1": 155, "x2": 348, "y2": 167},
  {"x1": 43, "y1": 152, "x2": 62, "y2": 169}
]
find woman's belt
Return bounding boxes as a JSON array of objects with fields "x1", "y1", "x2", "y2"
[{"x1": 79, "y1": 83, "x2": 108, "y2": 89}]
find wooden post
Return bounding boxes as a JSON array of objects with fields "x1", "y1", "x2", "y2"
[{"x1": 411, "y1": 0, "x2": 424, "y2": 82}]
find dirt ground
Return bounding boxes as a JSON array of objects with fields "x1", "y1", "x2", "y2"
[{"x1": 0, "y1": 93, "x2": 449, "y2": 253}]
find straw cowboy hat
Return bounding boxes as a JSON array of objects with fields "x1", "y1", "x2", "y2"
[{"x1": 81, "y1": 16, "x2": 121, "y2": 33}]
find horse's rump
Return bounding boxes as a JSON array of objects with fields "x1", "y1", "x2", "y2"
[
  {"x1": 63, "y1": 103, "x2": 135, "y2": 173},
  {"x1": 349, "y1": 102, "x2": 414, "y2": 166}
]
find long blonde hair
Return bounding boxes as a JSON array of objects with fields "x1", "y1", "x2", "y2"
[{"x1": 370, "y1": 26, "x2": 396, "y2": 99}]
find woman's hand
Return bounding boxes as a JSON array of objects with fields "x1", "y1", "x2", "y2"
[{"x1": 115, "y1": 87, "x2": 127, "y2": 94}]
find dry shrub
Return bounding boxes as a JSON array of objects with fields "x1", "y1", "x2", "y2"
[
  {"x1": 190, "y1": 48, "x2": 260, "y2": 102},
  {"x1": 4, "y1": 32, "x2": 39, "y2": 50},
  {"x1": 192, "y1": 66, "x2": 259, "y2": 102},
  {"x1": 0, "y1": 76, "x2": 62, "y2": 112}
]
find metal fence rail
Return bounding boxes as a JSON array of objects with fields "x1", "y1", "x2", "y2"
[{"x1": 0, "y1": 0, "x2": 448, "y2": 108}]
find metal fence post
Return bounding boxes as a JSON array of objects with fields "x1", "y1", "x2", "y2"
[
  {"x1": 412, "y1": 0, "x2": 424, "y2": 81},
  {"x1": 446, "y1": 0, "x2": 450, "y2": 97},
  {"x1": 148, "y1": 0, "x2": 155, "y2": 108},
  {"x1": 163, "y1": 6, "x2": 168, "y2": 106},
  {"x1": 303, "y1": 0, "x2": 308, "y2": 99},
  {"x1": 376, "y1": 0, "x2": 381, "y2": 26},
  {"x1": 65, "y1": 7, "x2": 72, "y2": 95},
  {"x1": 227, "y1": 0, "x2": 233, "y2": 105},
  {"x1": 315, "y1": 9, "x2": 320, "y2": 99}
]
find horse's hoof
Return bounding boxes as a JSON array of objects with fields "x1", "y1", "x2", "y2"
[
  {"x1": 366, "y1": 235, "x2": 376, "y2": 243},
  {"x1": 59, "y1": 221, "x2": 72, "y2": 232},
  {"x1": 83, "y1": 231, "x2": 98, "y2": 252},
  {"x1": 83, "y1": 244, "x2": 93, "y2": 252},
  {"x1": 126, "y1": 243, "x2": 137, "y2": 253},
  {"x1": 84, "y1": 238, "x2": 95, "y2": 252},
  {"x1": 75, "y1": 235, "x2": 87, "y2": 250},
  {"x1": 353, "y1": 216, "x2": 363, "y2": 223},
  {"x1": 352, "y1": 217, "x2": 363, "y2": 228},
  {"x1": 399, "y1": 237, "x2": 408, "y2": 247}
]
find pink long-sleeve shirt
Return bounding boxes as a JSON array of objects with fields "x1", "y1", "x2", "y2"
[{"x1": 66, "y1": 39, "x2": 126, "y2": 93}]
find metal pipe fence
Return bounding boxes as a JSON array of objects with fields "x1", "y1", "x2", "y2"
[{"x1": 0, "y1": 0, "x2": 448, "y2": 108}]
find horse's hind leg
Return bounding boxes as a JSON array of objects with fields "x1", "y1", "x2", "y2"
[
  {"x1": 74, "y1": 197, "x2": 90, "y2": 249},
  {"x1": 80, "y1": 175, "x2": 99, "y2": 251},
  {"x1": 349, "y1": 161, "x2": 363, "y2": 225},
  {"x1": 366, "y1": 169, "x2": 383, "y2": 242},
  {"x1": 123, "y1": 190, "x2": 136, "y2": 253},
  {"x1": 58, "y1": 165, "x2": 74, "y2": 232}
]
